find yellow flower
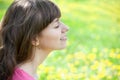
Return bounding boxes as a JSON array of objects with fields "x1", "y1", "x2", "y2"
[
  {"x1": 71, "y1": 67, "x2": 77, "y2": 73},
  {"x1": 87, "y1": 53, "x2": 96, "y2": 61},
  {"x1": 117, "y1": 71, "x2": 120, "y2": 76},
  {"x1": 37, "y1": 65, "x2": 45, "y2": 74},
  {"x1": 116, "y1": 65, "x2": 120, "y2": 70},
  {"x1": 110, "y1": 48, "x2": 116, "y2": 53},
  {"x1": 111, "y1": 65, "x2": 116, "y2": 70},
  {"x1": 72, "y1": 74, "x2": 82, "y2": 79},
  {"x1": 116, "y1": 54, "x2": 120, "y2": 59},
  {"x1": 103, "y1": 60, "x2": 112, "y2": 67},
  {"x1": 111, "y1": 65, "x2": 120, "y2": 70},
  {"x1": 78, "y1": 73, "x2": 86, "y2": 78},
  {"x1": 44, "y1": 67, "x2": 53, "y2": 73},
  {"x1": 67, "y1": 63, "x2": 77, "y2": 73},
  {"x1": 96, "y1": 62, "x2": 107, "y2": 79},
  {"x1": 74, "y1": 60, "x2": 80, "y2": 66},
  {"x1": 90, "y1": 75, "x2": 99, "y2": 80},
  {"x1": 66, "y1": 54, "x2": 74, "y2": 61},
  {"x1": 74, "y1": 52, "x2": 86, "y2": 61},
  {"x1": 90, "y1": 61, "x2": 99, "y2": 70},
  {"x1": 47, "y1": 75, "x2": 56, "y2": 80},
  {"x1": 109, "y1": 52, "x2": 116, "y2": 58},
  {"x1": 97, "y1": 71, "x2": 106, "y2": 79},
  {"x1": 61, "y1": 68, "x2": 68, "y2": 73},
  {"x1": 107, "y1": 75, "x2": 112, "y2": 79}
]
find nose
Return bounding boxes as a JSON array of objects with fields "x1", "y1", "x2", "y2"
[{"x1": 61, "y1": 22, "x2": 69, "y2": 33}]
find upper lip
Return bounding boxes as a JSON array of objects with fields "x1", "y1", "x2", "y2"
[{"x1": 60, "y1": 35, "x2": 67, "y2": 40}]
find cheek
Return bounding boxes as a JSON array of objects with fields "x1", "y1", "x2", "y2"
[{"x1": 39, "y1": 31, "x2": 61, "y2": 49}]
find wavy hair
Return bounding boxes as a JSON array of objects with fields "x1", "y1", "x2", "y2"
[{"x1": 0, "y1": 0, "x2": 61, "y2": 80}]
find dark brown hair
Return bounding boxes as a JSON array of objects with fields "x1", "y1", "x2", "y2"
[{"x1": 0, "y1": 0, "x2": 61, "y2": 80}]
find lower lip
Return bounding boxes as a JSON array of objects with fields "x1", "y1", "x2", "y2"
[{"x1": 60, "y1": 38, "x2": 67, "y2": 41}]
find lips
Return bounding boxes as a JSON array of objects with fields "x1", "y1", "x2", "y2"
[{"x1": 60, "y1": 36, "x2": 67, "y2": 41}]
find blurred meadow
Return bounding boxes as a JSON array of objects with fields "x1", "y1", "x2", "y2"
[{"x1": 0, "y1": 0, "x2": 120, "y2": 80}]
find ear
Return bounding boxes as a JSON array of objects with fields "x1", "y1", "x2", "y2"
[{"x1": 31, "y1": 36, "x2": 40, "y2": 46}]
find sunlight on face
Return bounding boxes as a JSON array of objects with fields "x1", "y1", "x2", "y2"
[{"x1": 38, "y1": 18, "x2": 69, "y2": 51}]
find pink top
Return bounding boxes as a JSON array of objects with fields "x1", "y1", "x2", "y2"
[{"x1": 12, "y1": 68, "x2": 35, "y2": 80}]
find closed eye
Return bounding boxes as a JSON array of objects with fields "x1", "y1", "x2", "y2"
[{"x1": 54, "y1": 25, "x2": 59, "y2": 28}]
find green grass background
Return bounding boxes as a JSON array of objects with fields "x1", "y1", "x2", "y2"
[{"x1": 0, "y1": 0, "x2": 120, "y2": 80}]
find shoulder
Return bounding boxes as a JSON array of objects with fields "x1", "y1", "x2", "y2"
[{"x1": 12, "y1": 68, "x2": 35, "y2": 80}]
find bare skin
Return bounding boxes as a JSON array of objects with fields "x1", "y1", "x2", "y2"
[{"x1": 18, "y1": 18, "x2": 69, "y2": 79}]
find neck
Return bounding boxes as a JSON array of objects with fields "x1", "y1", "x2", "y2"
[{"x1": 18, "y1": 48, "x2": 50, "y2": 79}]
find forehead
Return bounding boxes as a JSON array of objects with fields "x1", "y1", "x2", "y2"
[
  {"x1": 40, "y1": 18, "x2": 59, "y2": 30},
  {"x1": 52, "y1": 18, "x2": 60, "y2": 22},
  {"x1": 48, "y1": 18, "x2": 60, "y2": 25}
]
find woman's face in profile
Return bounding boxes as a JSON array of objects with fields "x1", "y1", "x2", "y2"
[{"x1": 37, "y1": 18, "x2": 69, "y2": 51}]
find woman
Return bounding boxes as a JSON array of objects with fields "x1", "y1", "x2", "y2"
[{"x1": 0, "y1": 0, "x2": 69, "y2": 80}]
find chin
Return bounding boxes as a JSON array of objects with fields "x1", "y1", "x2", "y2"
[{"x1": 58, "y1": 45, "x2": 67, "y2": 50}]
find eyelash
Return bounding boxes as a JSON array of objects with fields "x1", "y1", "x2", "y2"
[
  {"x1": 55, "y1": 25, "x2": 59, "y2": 28},
  {"x1": 55, "y1": 21, "x2": 60, "y2": 28}
]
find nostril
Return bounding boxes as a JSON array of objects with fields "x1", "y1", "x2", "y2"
[
  {"x1": 61, "y1": 22, "x2": 69, "y2": 32},
  {"x1": 61, "y1": 27, "x2": 69, "y2": 33}
]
